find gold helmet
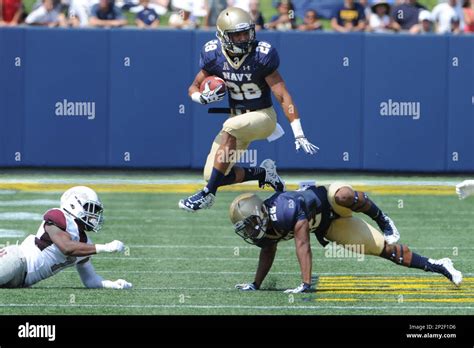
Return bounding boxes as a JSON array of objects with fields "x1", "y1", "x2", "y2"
[
  {"x1": 229, "y1": 193, "x2": 268, "y2": 245},
  {"x1": 216, "y1": 7, "x2": 256, "y2": 55}
]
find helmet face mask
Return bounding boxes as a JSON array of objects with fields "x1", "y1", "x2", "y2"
[
  {"x1": 216, "y1": 7, "x2": 256, "y2": 56},
  {"x1": 234, "y1": 211, "x2": 268, "y2": 245},
  {"x1": 229, "y1": 193, "x2": 269, "y2": 245},
  {"x1": 60, "y1": 186, "x2": 104, "y2": 233}
]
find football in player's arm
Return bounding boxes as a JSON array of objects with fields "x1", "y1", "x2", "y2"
[
  {"x1": 179, "y1": 7, "x2": 318, "y2": 213},
  {"x1": 0, "y1": 186, "x2": 132, "y2": 289},
  {"x1": 230, "y1": 182, "x2": 463, "y2": 293}
]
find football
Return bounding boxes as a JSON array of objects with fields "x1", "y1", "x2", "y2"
[{"x1": 200, "y1": 76, "x2": 226, "y2": 94}]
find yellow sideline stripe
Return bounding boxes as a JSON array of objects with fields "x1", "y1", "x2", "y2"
[
  {"x1": 0, "y1": 183, "x2": 456, "y2": 195},
  {"x1": 316, "y1": 298, "x2": 474, "y2": 303},
  {"x1": 313, "y1": 276, "x2": 474, "y2": 304}
]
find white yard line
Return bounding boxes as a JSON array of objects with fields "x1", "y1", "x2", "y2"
[
  {"x1": 62, "y1": 270, "x2": 474, "y2": 276},
  {"x1": 0, "y1": 229, "x2": 25, "y2": 238},
  {"x1": 0, "y1": 212, "x2": 43, "y2": 221},
  {"x1": 0, "y1": 303, "x2": 472, "y2": 310},
  {"x1": 127, "y1": 244, "x2": 474, "y2": 250}
]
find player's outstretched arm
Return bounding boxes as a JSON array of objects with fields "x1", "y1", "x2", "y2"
[
  {"x1": 293, "y1": 219, "x2": 312, "y2": 285},
  {"x1": 76, "y1": 259, "x2": 132, "y2": 289},
  {"x1": 266, "y1": 70, "x2": 319, "y2": 155},
  {"x1": 236, "y1": 243, "x2": 277, "y2": 291},
  {"x1": 46, "y1": 224, "x2": 125, "y2": 257}
]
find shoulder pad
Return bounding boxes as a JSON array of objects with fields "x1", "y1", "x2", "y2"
[{"x1": 43, "y1": 208, "x2": 67, "y2": 231}]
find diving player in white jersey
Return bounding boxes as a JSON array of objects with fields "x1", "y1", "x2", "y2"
[{"x1": 0, "y1": 186, "x2": 132, "y2": 289}]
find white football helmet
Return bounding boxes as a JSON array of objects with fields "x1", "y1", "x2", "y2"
[{"x1": 60, "y1": 186, "x2": 104, "y2": 232}]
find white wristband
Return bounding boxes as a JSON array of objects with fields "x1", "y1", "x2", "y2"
[
  {"x1": 191, "y1": 92, "x2": 203, "y2": 104},
  {"x1": 95, "y1": 244, "x2": 107, "y2": 254},
  {"x1": 290, "y1": 119, "x2": 305, "y2": 138}
]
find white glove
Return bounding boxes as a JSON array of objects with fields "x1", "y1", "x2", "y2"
[
  {"x1": 456, "y1": 180, "x2": 474, "y2": 200},
  {"x1": 283, "y1": 282, "x2": 312, "y2": 294},
  {"x1": 193, "y1": 81, "x2": 225, "y2": 105},
  {"x1": 96, "y1": 240, "x2": 125, "y2": 254},
  {"x1": 102, "y1": 279, "x2": 133, "y2": 289},
  {"x1": 295, "y1": 137, "x2": 319, "y2": 155},
  {"x1": 235, "y1": 282, "x2": 258, "y2": 291}
]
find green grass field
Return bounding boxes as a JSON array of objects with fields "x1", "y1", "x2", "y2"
[{"x1": 0, "y1": 171, "x2": 473, "y2": 315}]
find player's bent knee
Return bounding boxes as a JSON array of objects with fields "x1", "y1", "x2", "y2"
[
  {"x1": 334, "y1": 187, "x2": 355, "y2": 208},
  {"x1": 380, "y1": 243, "x2": 412, "y2": 267}
]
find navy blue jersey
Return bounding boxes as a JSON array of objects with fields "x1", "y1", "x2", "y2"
[
  {"x1": 257, "y1": 186, "x2": 333, "y2": 248},
  {"x1": 199, "y1": 39, "x2": 280, "y2": 111},
  {"x1": 136, "y1": 7, "x2": 159, "y2": 25}
]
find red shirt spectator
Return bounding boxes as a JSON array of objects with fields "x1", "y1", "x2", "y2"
[
  {"x1": 0, "y1": 0, "x2": 23, "y2": 24},
  {"x1": 463, "y1": 0, "x2": 474, "y2": 32}
]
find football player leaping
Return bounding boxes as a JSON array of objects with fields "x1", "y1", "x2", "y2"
[
  {"x1": 179, "y1": 7, "x2": 318, "y2": 212},
  {"x1": 229, "y1": 182, "x2": 462, "y2": 293},
  {"x1": 0, "y1": 186, "x2": 132, "y2": 289}
]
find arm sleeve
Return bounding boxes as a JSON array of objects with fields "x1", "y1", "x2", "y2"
[{"x1": 76, "y1": 260, "x2": 104, "y2": 289}]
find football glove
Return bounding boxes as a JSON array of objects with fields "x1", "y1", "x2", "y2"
[
  {"x1": 235, "y1": 282, "x2": 259, "y2": 291},
  {"x1": 283, "y1": 282, "x2": 312, "y2": 294},
  {"x1": 102, "y1": 279, "x2": 133, "y2": 290},
  {"x1": 96, "y1": 240, "x2": 125, "y2": 254},
  {"x1": 295, "y1": 137, "x2": 319, "y2": 155},
  {"x1": 199, "y1": 82, "x2": 225, "y2": 104}
]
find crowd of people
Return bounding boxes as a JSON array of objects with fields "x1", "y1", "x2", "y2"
[{"x1": 0, "y1": 0, "x2": 473, "y2": 34}]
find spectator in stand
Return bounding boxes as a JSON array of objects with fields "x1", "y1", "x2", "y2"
[
  {"x1": 228, "y1": 0, "x2": 249, "y2": 12},
  {"x1": 391, "y1": 0, "x2": 426, "y2": 32},
  {"x1": 298, "y1": 9, "x2": 322, "y2": 31},
  {"x1": 89, "y1": 0, "x2": 127, "y2": 27},
  {"x1": 410, "y1": 9, "x2": 434, "y2": 33},
  {"x1": 68, "y1": 0, "x2": 98, "y2": 27},
  {"x1": 191, "y1": 0, "x2": 207, "y2": 24},
  {"x1": 0, "y1": 0, "x2": 24, "y2": 25},
  {"x1": 249, "y1": 0, "x2": 264, "y2": 30},
  {"x1": 359, "y1": 0, "x2": 373, "y2": 19},
  {"x1": 367, "y1": 0, "x2": 400, "y2": 33},
  {"x1": 331, "y1": 0, "x2": 367, "y2": 33},
  {"x1": 203, "y1": 0, "x2": 228, "y2": 28},
  {"x1": 432, "y1": 0, "x2": 464, "y2": 34},
  {"x1": 135, "y1": 0, "x2": 159, "y2": 27},
  {"x1": 25, "y1": 0, "x2": 67, "y2": 26},
  {"x1": 463, "y1": 0, "x2": 474, "y2": 32},
  {"x1": 451, "y1": 14, "x2": 463, "y2": 33},
  {"x1": 265, "y1": 0, "x2": 296, "y2": 31},
  {"x1": 149, "y1": 0, "x2": 168, "y2": 15},
  {"x1": 168, "y1": 0, "x2": 198, "y2": 29}
]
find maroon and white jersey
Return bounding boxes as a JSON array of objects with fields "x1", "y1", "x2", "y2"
[{"x1": 20, "y1": 208, "x2": 92, "y2": 287}]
